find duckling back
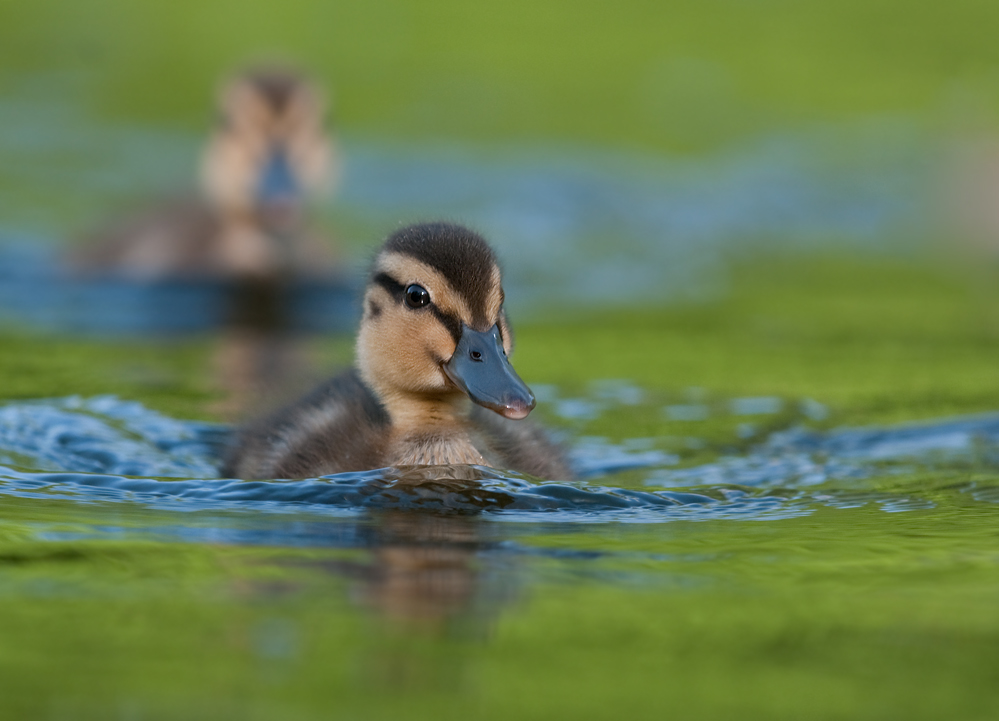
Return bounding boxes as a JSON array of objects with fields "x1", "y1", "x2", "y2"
[{"x1": 224, "y1": 369, "x2": 390, "y2": 479}]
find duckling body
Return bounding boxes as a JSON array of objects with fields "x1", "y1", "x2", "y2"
[
  {"x1": 226, "y1": 368, "x2": 571, "y2": 478},
  {"x1": 225, "y1": 222, "x2": 573, "y2": 481},
  {"x1": 72, "y1": 197, "x2": 333, "y2": 280},
  {"x1": 71, "y1": 67, "x2": 337, "y2": 281}
]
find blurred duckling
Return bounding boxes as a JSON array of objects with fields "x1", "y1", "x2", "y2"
[
  {"x1": 71, "y1": 66, "x2": 337, "y2": 280},
  {"x1": 224, "y1": 222, "x2": 573, "y2": 480}
]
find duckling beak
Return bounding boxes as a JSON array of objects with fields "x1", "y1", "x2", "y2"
[
  {"x1": 443, "y1": 325, "x2": 536, "y2": 420},
  {"x1": 257, "y1": 147, "x2": 301, "y2": 217}
]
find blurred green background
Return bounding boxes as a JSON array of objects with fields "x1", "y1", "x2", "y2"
[
  {"x1": 3, "y1": 0, "x2": 999, "y2": 425},
  {"x1": 4, "y1": 0, "x2": 999, "y2": 151}
]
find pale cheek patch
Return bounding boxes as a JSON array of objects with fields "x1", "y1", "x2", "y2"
[
  {"x1": 362, "y1": 287, "x2": 387, "y2": 322},
  {"x1": 360, "y1": 301, "x2": 457, "y2": 395}
]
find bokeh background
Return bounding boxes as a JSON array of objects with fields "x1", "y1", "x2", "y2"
[
  {"x1": 4, "y1": 0, "x2": 997, "y2": 269},
  {"x1": 4, "y1": 0, "x2": 999, "y2": 301},
  {"x1": 4, "y1": 0, "x2": 999, "y2": 422}
]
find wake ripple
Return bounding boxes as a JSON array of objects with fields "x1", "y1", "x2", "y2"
[
  {"x1": 0, "y1": 464, "x2": 799, "y2": 522},
  {"x1": 3, "y1": 395, "x2": 998, "y2": 521}
]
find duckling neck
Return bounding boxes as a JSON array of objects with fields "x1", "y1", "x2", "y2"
[{"x1": 380, "y1": 393, "x2": 486, "y2": 467}]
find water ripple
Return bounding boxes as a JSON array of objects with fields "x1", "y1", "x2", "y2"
[
  {"x1": 0, "y1": 463, "x2": 803, "y2": 523},
  {"x1": 647, "y1": 412, "x2": 999, "y2": 488},
  {"x1": 0, "y1": 395, "x2": 221, "y2": 477},
  {"x1": 3, "y1": 395, "x2": 999, "y2": 522}
]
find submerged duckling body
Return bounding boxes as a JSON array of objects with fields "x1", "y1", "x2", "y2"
[
  {"x1": 71, "y1": 67, "x2": 337, "y2": 281},
  {"x1": 225, "y1": 222, "x2": 573, "y2": 481}
]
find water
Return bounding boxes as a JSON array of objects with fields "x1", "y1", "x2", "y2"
[
  {"x1": 0, "y1": 390, "x2": 992, "y2": 523},
  {"x1": 0, "y1": 243, "x2": 358, "y2": 334},
  {"x1": 2, "y1": 74, "x2": 997, "y2": 721},
  {"x1": 2, "y1": 388, "x2": 999, "y2": 719},
  {"x1": 0, "y1": 79, "x2": 928, "y2": 337}
]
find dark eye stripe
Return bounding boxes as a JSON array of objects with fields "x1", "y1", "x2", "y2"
[
  {"x1": 373, "y1": 272, "x2": 405, "y2": 300},
  {"x1": 373, "y1": 272, "x2": 461, "y2": 343},
  {"x1": 430, "y1": 307, "x2": 462, "y2": 343}
]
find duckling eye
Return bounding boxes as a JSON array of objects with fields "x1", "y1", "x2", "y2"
[{"x1": 405, "y1": 284, "x2": 430, "y2": 309}]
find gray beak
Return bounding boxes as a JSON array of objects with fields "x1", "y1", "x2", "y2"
[
  {"x1": 443, "y1": 324, "x2": 536, "y2": 420},
  {"x1": 257, "y1": 147, "x2": 300, "y2": 204}
]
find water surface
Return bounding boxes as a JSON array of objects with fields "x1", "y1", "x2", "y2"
[
  {"x1": 0, "y1": 78, "x2": 927, "y2": 335},
  {"x1": 2, "y1": 387, "x2": 999, "y2": 719}
]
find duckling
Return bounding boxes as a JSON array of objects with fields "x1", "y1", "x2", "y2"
[
  {"x1": 71, "y1": 66, "x2": 337, "y2": 280},
  {"x1": 224, "y1": 222, "x2": 574, "y2": 481}
]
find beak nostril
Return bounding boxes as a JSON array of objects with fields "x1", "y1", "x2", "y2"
[{"x1": 470, "y1": 350, "x2": 482, "y2": 361}]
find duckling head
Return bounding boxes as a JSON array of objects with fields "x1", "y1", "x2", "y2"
[
  {"x1": 200, "y1": 67, "x2": 336, "y2": 231},
  {"x1": 357, "y1": 223, "x2": 536, "y2": 423}
]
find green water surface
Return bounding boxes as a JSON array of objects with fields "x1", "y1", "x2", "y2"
[{"x1": 3, "y1": 255, "x2": 999, "y2": 719}]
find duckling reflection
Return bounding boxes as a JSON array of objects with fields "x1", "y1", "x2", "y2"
[
  {"x1": 335, "y1": 507, "x2": 519, "y2": 635},
  {"x1": 71, "y1": 66, "x2": 341, "y2": 416},
  {"x1": 361, "y1": 511, "x2": 481, "y2": 628}
]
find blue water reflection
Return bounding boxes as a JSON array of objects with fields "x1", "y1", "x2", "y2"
[
  {"x1": 0, "y1": 242, "x2": 357, "y2": 334},
  {"x1": 0, "y1": 79, "x2": 928, "y2": 334},
  {"x1": 1, "y1": 392, "x2": 995, "y2": 530}
]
